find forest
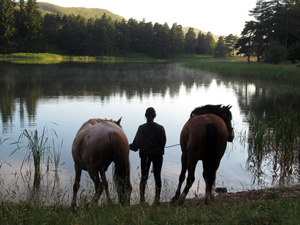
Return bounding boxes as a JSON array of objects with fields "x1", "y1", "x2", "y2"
[{"x1": 0, "y1": 0, "x2": 300, "y2": 62}]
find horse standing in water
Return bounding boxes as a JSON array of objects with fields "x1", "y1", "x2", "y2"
[
  {"x1": 172, "y1": 105, "x2": 234, "y2": 204},
  {"x1": 71, "y1": 118, "x2": 132, "y2": 207}
]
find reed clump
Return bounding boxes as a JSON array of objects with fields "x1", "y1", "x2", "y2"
[
  {"x1": 247, "y1": 106, "x2": 300, "y2": 184},
  {"x1": 11, "y1": 125, "x2": 63, "y2": 189}
]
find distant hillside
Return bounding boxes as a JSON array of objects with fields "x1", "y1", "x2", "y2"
[
  {"x1": 37, "y1": 2, "x2": 125, "y2": 21},
  {"x1": 182, "y1": 27, "x2": 220, "y2": 42},
  {"x1": 38, "y1": 2, "x2": 220, "y2": 40}
]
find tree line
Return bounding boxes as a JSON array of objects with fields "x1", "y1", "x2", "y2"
[
  {"x1": 0, "y1": 0, "x2": 239, "y2": 58},
  {"x1": 237, "y1": 0, "x2": 300, "y2": 63},
  {"x1": 2, "y1": 0, "x2": 299, "y2": 62}
]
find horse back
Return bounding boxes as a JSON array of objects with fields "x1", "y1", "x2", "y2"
[
  {"x1": 180, "y1": 114, "x2": 228, "y2": 160},
  {"x1": 72, "y1": 121, "x2": 128, "y2": 171}
]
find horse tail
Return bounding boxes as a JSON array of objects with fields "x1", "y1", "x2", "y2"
[
  {"x1": 110, "y1": 132, "x2": 132, "y2": 204},
  {"x1": 205, "y1": 123, "x2": 218, "y2": 191}
]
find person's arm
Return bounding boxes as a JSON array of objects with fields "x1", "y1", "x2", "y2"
[
  {"x1": 129, "y1": 127, "x2": 140, "y2": 152},
  {"x1": 160, "y1": 126, "x2": 167, "y2": 148}
]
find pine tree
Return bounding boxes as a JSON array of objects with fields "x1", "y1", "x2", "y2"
[
  {"x1": 204, "y1": 32, "x2": 216, "y2": 55},
  {"x1": 224, "y1": 34, "x2": 238, "y2": 56},
  {"x1": 214, "y1": 36, "x2": 228, "y2": 57},
  {"x1": 184, "y1": 27, "x2": 197, "y2": 53},
  {"x1": 151, "y1": 23, "x2": 170, "y2": 58},
  {"x1": 169, "y1": 23, "x2": 184, "y2": 55},
  {"x1": 24, "y1": 0, "x2": 44, "y2": 52},
  {"x1": 196, "y1": 32, "x2": 205, "y2": 54},
  {"x1": 0, "y1": 0, "x2": 16, "y2": 53}
]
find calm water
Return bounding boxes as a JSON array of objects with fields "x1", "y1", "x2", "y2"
[{"x1": 0, "y1": 61, "x2": 300, "y2": 204}]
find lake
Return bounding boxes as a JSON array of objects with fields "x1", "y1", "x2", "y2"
[{"x1": 0, "y1": 61, "x2": 299, "y2": 204}]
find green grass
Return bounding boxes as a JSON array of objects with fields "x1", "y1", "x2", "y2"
[{"x1": 0, "y1": 196, "x2": 299, "y2": 224}]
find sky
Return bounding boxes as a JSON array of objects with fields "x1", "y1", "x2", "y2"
[{"x1": 37, "y1": 0, "x2": 258, "y2": 36}]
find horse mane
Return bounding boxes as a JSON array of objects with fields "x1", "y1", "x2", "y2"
[
  {"x1": 87, "y1": 118, "x2": 114, "y2": 125},
  {"x1": 190, "y1": 104, "x2": 232, "y2": 120},
  {"x1": 78, "y1": 118, "x2": 122, "y2": 132}
]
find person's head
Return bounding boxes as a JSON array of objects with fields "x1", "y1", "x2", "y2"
[{"x1": 145, "y1": 107, "x2": 156, "y2": 122}]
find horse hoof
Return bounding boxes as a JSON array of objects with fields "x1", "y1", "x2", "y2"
[
  {"x1": 71, "y1": 203, "x2": 77, "y2": 212},
  {"x1": 171, "y1": 196, "x2": 178, "y2": 205},
  {"x1": 177, "y1": 196, "x2": 186, "y2": 205},
  {"x1": 205, "y1": 195, "x2": 213, "y2": 205}
]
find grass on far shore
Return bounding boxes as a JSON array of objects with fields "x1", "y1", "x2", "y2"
[
  {"x1": 0, "y1": 52, "x2": 167, "y2": 64},
  {"x1": 179, "y1": 55, "x2": 300, "y2": 87}
]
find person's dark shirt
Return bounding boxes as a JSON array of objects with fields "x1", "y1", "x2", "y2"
[{"x1": 129, "y1": 122, "x2": 166, "y2": 158}]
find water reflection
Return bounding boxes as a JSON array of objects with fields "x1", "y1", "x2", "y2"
[
  {"x1": 0, "y1": 62, "x2": 214, "y2": 126},
  {"x1": 1, "y1": 61, "x2": 300, "y2": 203}
]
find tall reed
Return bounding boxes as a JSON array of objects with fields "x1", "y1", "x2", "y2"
[
  {"x1": 272, "y1": 106, "x2": 300, "y2": 183},
  {"x1": 11, "y1": 125, "x2": 63, "y2": 189},
  {"x1": 247, "y1": 114, "x2": 271, "y2": 183},
  {"x1": 247, "y1": 106, "x2": 300, "y2": 184}
]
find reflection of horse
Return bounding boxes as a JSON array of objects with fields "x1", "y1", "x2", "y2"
[
  {"x1": 71, "y1": 118, "x2": 132, "y2": 207},
  {"x1": 172, "y1": 105, "x2": 234, "y2": 204}
]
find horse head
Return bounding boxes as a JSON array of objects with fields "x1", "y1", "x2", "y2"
[{"x1": 220, "y1": 105, "x2": 234, "y2": 142}]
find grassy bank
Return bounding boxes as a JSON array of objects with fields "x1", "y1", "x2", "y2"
[
  {"x1": 179, "y1": 56, "x2": 300, "y2": 87},
  {"x1": 0, "y1": 52, "x2": 166, "y2": 64},
  {"x1": 1, "y1": 185, "x2": 300, "y2": 224}
]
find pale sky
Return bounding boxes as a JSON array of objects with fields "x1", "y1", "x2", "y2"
[{"x1": 37, "y1": 0, "x2": 258, "y2": 36}]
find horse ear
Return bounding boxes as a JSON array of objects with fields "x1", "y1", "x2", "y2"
[
  {"x1": 226, "y1": 105, "x2": 232, "y2": 110},
  {"x1": 117, "y1": 117, "x2": 122, "y2": 125},
  {"x1": 222, "y1": 105, "x2": 232, "y2": 111}
]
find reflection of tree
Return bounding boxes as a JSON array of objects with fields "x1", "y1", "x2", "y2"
[
  {"x1": 0, "y1": 62, "x2": 213, "y2": 125},
  {"x1": 0, "y1": 75, "x2": 15, "y2": 124}
]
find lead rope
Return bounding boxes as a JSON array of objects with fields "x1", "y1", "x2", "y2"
[{"x1": 165, "y1": 143, "x2": 180, "y2": 148}]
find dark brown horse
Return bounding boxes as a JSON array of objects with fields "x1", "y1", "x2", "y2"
[
  {"x1": 172, "y1": 105, "x2": 234, "y2": 204},
  {"x1": 71, "y1": 118, "x2": 132, "y2": 207}
]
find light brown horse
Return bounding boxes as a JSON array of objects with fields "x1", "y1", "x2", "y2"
[
  {"x1": 71, "y1": 118, "x2": 132, "y2": 207},
  {"x1": 172, "y1": 105, "x2": 234, "y2": 205}
]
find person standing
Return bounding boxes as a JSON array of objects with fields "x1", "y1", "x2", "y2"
[{"x1": 129, "y1": 107, "x2": 166, "y2": 205}]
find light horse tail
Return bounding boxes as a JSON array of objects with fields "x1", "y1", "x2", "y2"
[{"x1": 110, "y1": 132, "x2": 132, "y2": 204}]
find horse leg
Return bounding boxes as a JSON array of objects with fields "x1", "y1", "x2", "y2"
[
  {"x1": 172, "y1": 153, "x2": 188, "y2": 203},
  {"x1": 178, "y1": 157, "x2": 198, "y2": 205},
  {"x1": 88, "y1": 169, "x2": 104, "y2": 205},
  {"x1": 100, "y1": 170, "x2": 111, "y2": 204},
  {"x1": 71, "y1": 164, "x2": 82, "y2": 208},
  {"x1": 202, "y1": 159, "x2": 218, "y2": 205}
]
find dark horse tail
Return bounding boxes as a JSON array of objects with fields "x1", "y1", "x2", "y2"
[
  {"x1": 205, "y1": 123, "x2": 218, "y2": 192},
  {"x1": 111, "y1": 133, "x2": 132, "y2": 204}
]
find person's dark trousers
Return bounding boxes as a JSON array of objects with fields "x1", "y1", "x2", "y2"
[{"x1": 140, "y1": 154, "x2": 163, "y2": 203}]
